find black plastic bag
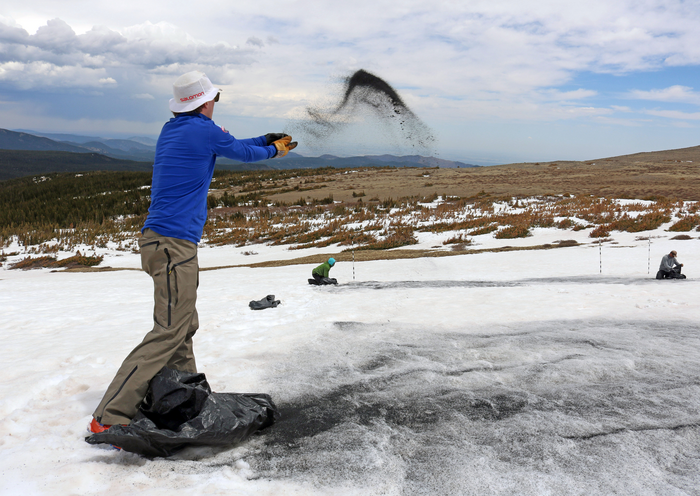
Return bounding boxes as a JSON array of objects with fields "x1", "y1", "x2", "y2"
[
  {"x1": 85, "y1": 367, "x2": 278, "y2": 457},
  {"x1": 308, "y1": 277, "x2": 337, "y2": 285},
  {"x1": 249, "y1": 295, "x2": 280, "y2": 310},
  {"x1": 656, "y1": 269, "x2": 686, "y2": 279},
  {"x1": 139, "y1": 367, "x2": 212, "y2": 431}
]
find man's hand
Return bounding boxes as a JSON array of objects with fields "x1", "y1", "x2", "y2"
[
  {"x1": 272, "y1": 135, "x2": 298, "y2": 158},
  {"x1": 265, "y1": 133, "x2": 289, "y2": 145}
]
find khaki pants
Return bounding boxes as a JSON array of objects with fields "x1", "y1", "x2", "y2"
[{"x1": 93, "y1": 229, "x2": 199, "y2": 425}]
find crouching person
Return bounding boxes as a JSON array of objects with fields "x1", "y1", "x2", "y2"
[
  {"x1": 656, "y1": 250, "x2": 686, "y2": 279},
  {"x1": 310, "y1": 257, "x2": 337, "y2": 285}
]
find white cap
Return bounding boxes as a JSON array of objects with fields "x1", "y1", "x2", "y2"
[{"x1": 169, "y1": 71, "x2": 221, "y2": 113}]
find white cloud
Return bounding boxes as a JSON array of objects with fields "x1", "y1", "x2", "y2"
[
  {"x1": 174, "y1": 0, "x2": 700, "y2": 134},
  {"x1": 32, "y1": 18, "x2": 78, "y2": 53},
  {"x1": 645, "y1": 109, "x2": 700, "y2": 120},
  {"x1": 539, "y1": 89, "x2": 598, "y2": 101},
  {"x1": 0, "y1": 15, "x2": 21, "y2": 28},
  {"x1": 627, "y1": 85, "x2": 700, "y2": 105},
  {"x1": 5, "y1": 1, "x2": 700, "y2": 104},
  {"x1": 0, "y1": 61, "x2": 116, "y2": 89},
  {"x1": 0, "y1": 18, "x2": 258, "y2": 92},
  {"x1": 2, "y1": 1, "x2": 700, "y2": 158},
  {"x1": 672, "y1": 120, "x2": 695, "y2": 128},
  {"x1": 246, "y1": 36, "x2": 264, "y2": 47}
]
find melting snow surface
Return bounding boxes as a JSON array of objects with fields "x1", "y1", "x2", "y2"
[{"x1": 1, "y1": 231, "x2": 699, "y2": 495}]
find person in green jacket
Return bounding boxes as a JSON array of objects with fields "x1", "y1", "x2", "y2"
[{"x1": 310, "y1": 257, "x2": 337, "y2": 285}]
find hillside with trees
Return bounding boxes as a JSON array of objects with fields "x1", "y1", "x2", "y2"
[{"x1": 0, "y1": 150, "x2": 153, "y2": 180}]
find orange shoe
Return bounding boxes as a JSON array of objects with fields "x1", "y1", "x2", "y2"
[
  {"x1": 88, "y1": 418, "x2": 111, "y2": 434},
  {"x1": 88, "y1": 418, "x2": 122, "y2": 450}
]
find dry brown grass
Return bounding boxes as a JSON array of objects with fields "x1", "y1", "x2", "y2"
[
  {"x1": 10, "y1": 252, "x2": 104, "y2": 270},
  {"x1": 196, "y1": 148, "x2": 700, "y2": 257},
  {"x1": 8, "y1": 145, "x2": 700, "y2": 265},
  {"x1": 197, "y1": 241, "x2": 582, "y2": 271},
  {"x1": 245, "y1": 145, "x2": 700, "y2": 205}
]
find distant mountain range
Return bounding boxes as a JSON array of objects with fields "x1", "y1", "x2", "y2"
[
  {"x1": 253, "y1": 153, "x2": 477, "y2": 170},
  {"x1": 0, "y1": 128, "x2": 479, "y2": 180},
  {"x1": 6, "y1": 129, "x2": 157, "y2": 162},
  {"x1": 13, "y1": 130, "x2": 158, "y2": 147}
]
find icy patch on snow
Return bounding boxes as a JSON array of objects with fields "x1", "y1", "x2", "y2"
[{"x1": 247, "y1": 319, "x2": 700, "y2": 494}]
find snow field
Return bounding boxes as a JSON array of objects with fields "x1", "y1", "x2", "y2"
[{"x1": 1, "y1": 228, "x2": 699, "y2": 495}]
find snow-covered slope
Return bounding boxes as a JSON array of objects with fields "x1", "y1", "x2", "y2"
[{"x1": 1, "y1": 229, "x2": 699, "y2": 495}]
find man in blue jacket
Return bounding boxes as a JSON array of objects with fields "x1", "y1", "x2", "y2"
[{"x1": 90, "y1": 71, "x2": 296, "y2": 432}]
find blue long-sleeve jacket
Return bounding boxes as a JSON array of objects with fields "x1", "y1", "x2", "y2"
[{"x1": 143, "y1": 113, "x2": 276, "y2": 243}]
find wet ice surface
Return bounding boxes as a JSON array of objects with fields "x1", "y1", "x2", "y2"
[
  {"x1": 1, "y1": 238, "x2": 700, "y2": 495},
  {"x1": 246, "y1": 319, "x2": 700, "y2": 495}
]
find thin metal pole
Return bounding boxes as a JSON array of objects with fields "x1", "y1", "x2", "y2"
[
  {"x1": 599, "y1": 237, "x2": 602, "y2": 274},
  {"x1": 353, "y1": 242, "x2": 356, "y2": 281},
  {"x1": 648, "y1": 237, "x2": 651, "y2": 275}
]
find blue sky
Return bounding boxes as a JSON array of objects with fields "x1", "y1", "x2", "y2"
[{"x1": 1, "y1": 0, "x2": 700, "y2": 164}]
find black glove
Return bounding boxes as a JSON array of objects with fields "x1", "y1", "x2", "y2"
[{"x1": 265, "y1": 133, "x2": 289, "y2": 146}]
